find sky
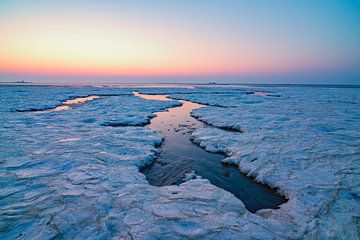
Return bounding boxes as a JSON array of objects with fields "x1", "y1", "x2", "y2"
[{"x1": 0, "y1": 0, "x2": 359, "y2": 84}]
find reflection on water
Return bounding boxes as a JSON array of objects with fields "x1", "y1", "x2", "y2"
[
  {"x1": 134, "y1": 92, "x2": 286, "y2": 213},
  {"x1": 51, "y1": 105, "x2": 71, "y2": 112},
  {"x1": 63, "y1": 96, "x2": 100, "y2": 105},
  {"x1": 254, "y1": 91, "x2": 269, "y2": 97},
  {"x1": 132, "y1": 92, "x2": 172, "y2": 101},
  {"x1": 254, "y1": 91, "x2": 280, "y2": 97},
  {"x1": 41, "y1": 95, "x2": 100, "y2": 113}
]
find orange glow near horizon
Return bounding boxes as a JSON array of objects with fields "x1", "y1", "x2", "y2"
[{"x1": 0, "y1": 9, "x2": 349, "y2": 78}]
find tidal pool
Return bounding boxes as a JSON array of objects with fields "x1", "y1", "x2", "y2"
[{"x1": 134, "y1": 92, "x2": 286, "y2": 213}]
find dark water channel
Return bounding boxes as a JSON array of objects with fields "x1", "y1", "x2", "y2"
[{"x1": 134, "y1": 92, "x2": 286, "y2": 213}]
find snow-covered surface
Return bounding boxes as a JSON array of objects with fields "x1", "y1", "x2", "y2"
[
  {"x1": 171, "y1": 86, "x2": 360, "y2": 239},
  {"x1": 1, "y1": 85, "x2": 359, "y2": 239}
]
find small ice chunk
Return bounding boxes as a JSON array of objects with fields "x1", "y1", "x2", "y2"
[{"x1": 183, "y1": 171, "x2": 201, "y2": 182}]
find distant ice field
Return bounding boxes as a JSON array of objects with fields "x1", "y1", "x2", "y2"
[{"x1": 0, "y1": 85, "x2": 359, "y2": 239}]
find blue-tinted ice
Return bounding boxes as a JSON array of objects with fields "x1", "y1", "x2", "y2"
[
  {"x1": 0, "y1": 85, "x2": 359, "y2": 239},
  {"x1": 135, "y1": 92, "x2": 286, "y2": 213}
]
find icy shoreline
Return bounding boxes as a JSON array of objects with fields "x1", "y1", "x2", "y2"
[
  {"x1": 136, "y1": 92, "x2": 286, "y2": 213},
  {"x1": 0, "y1": 86, "x2": 359, "y2": 239},
  {"x1": 170, "y1": 87, "x2": 360, "y2": 239}
]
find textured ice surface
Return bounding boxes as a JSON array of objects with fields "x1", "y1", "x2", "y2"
[
  {"x1": 167, "y1": 86, "x2": 360, "y2": 239},
  {"x1": 1, "y1": 85, "x2": 359, "y2": 239}
]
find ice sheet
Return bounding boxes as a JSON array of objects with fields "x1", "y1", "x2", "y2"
[{"x1": 1, "y1": 85, "x2": 359, "y2": 239}]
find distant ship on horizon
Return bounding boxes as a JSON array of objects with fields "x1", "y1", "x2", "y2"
[{"x1": 0, "y1": 80, "x2": 32, "y2": 84}]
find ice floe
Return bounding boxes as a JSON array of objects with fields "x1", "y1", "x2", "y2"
[{"x1": 0, "y1": 85, "x2": 359, "y2": 239}]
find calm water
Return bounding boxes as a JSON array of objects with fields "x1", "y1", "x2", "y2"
[
  {"x1": 15, "y1": 95, "x2": 101, "y2": 112},
  {"x1": 135, "y1": 92, "x2": 287, "y2": 213}
]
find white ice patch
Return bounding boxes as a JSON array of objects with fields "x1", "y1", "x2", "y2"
[
  {"x1": 182, "y1": 170, "x2": 202, "y2": 182},
  {"x1": 182, "y1": 87, "x2": 360, "y2": 239},
  {"x1": 1, "y1": 86, "x2": 359, "y2": 239}
]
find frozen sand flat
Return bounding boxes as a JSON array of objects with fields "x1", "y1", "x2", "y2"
[{"x1": 0, "y1": 85, "x2": 359, "y2": 239}]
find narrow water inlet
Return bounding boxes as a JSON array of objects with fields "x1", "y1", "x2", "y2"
[
  {"x1": 134, "y1": 92, "x2": 287, "y2": 213},
  {"x1": 49, "y1": 95, "x2": 101, "y2": 112},
  {"x1": 17, "y1": 95, "x2": 101, "y2": 113}
]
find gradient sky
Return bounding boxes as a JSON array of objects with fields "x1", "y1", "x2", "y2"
[{"x1": 0, "y1": 0, "x2": 359, "y2": 84}]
